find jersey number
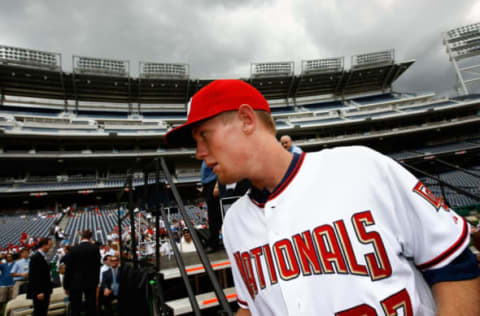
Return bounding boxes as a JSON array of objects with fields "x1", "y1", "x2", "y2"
[{"x1": 335, "y1": 289, "x2": 413, "y2": 316}]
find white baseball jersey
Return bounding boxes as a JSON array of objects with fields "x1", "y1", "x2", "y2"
[{"x1": 222, "y1": 146, "x2": 469, "y2": 316}]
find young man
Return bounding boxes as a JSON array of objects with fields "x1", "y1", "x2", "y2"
[
  {"x1": 52, "y1": 263, "x2": 66, "y2": 288},
  {"x1": 165, "y1": 79, "x2": 480, "y2": 316},
  {"x1": 100, "y1": 255, "x2": 120, "y2": 316},
  {"x1": 63, "y1": 230, "x2": 101, "y2": 316},
  {"x1": 27, "y1": 238, "x2": 53, "y2": 316},
  {"x1": 0, "y1": 253, "x2": 15, "y2": 312},
  {"x1": 10, "y1": 248, "x2": 30, "y2": 297},
  {"x1": 201, "y1": 160, "x2": 222, "y2": 253}
]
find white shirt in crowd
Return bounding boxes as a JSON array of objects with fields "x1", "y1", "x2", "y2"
[{"x1": 180, "y1": 238, "x2": 196, "y2": 253}]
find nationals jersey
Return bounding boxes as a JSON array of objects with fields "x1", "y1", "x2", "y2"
[{"x1": 222, "y1": 146, "x2": 470, "y2": 316}]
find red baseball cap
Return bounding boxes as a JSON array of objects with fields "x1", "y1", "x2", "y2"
[{"x1": 165, "y1": 79, "x2": 270, "y2": 147}]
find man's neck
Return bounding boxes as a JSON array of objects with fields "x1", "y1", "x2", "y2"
[{"x1": 250, "y1": 141, "x2": 294, "y2": 192}]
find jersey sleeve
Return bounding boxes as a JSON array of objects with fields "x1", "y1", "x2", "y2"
[{"x1": 378, "y1": 150, "x2": 470, "y2": 271}]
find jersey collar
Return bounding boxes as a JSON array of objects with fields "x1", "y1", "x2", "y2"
[{"x1": 248, "y1": 152, "x2": 306, "y2": 207}]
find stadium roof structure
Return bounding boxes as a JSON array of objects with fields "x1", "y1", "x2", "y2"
[{"x1": 0, "y1": 45, "x2": 415, "y2": 111}]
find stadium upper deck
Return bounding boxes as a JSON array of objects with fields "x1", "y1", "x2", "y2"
[
  {"x1": 0, "y1": 46, "x2": 479, "y2": 147},
  {"x1": 0, "y1": 48, "x2": 479, "y2": 146}
]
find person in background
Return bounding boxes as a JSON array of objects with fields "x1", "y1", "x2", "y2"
[
  {"x1": 100, "y1": 255, "x2": 120, "y2": 316},
  {"x1": 10, "y1": 248, "x2": 30, "y2": 297},
  {"x1": 280, "y1": 135, "x2": 302, "y2": 154},
  {"x1": 201, "y1": 160, "x2": 222, "y2": 253},
  {"x1": 0, "y1": 253, "x2": 15, "y2": 312},
  {"x1": 179, "y1": 228, "x2": 196, "y2": 253},
  {"x1": 99, "y1": 255, "x2": 111, "y2": 283},
  {"x1": 27, "y1": 238, "x2": 53, "y2": 316},
  {"x1": 160, "y1": 237, "x2": 174, "y2": 257},
  {"x1": 97, "y1": 255, "x2": 113, "y2": 315},
  {"x1": 52, "y1": 263, "x2": 66, "y2": 288},
  {"x1": 63, "y1": 230, "x2": 101, "y2": 316}
]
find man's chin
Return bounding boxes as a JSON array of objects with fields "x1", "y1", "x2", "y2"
[{"x1": 217, "y1": 175, "x2": 237, "y2": 185}]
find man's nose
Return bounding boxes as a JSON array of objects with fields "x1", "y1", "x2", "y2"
[{"x1": 195, "y1": 142, "x2": 207, "y2": 160}]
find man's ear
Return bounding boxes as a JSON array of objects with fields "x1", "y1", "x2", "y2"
[{"x1": 237, "y1": 104, "x2": 256, "y2": 135}]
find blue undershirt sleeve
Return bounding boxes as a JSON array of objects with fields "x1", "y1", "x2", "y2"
[{"x1": 422, "y1": 248, "x2": 480, "y2": 286}]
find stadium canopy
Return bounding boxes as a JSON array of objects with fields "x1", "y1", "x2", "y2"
[{"x1": 0, "y1": 45, "x2": 414, "y2": 112}]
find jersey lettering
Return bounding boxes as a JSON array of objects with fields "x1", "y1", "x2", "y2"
[
  {"x1": 313, "y1": 225, "x2": 348, "y2": 274},
  {"x1": 334, "y1": 220, "x2": 369, "y2": 276},
  {"x1": 232, "y1": 210, "x2": 391, "y2": 300},
  {"x1": 413, "y1": 181, "x2": 449, "y2": 212},
  {"x1": 263, "y1": 244, "x2": 278, "y2": 285},
  {"x1": 292, "y1": 230, "x2": 322, "y2": 276},
  {"x1": 273, "y1": 239, "x2": 301, "y2": 281},
  {"x1": 352, "y1": 211, "x2": 392, "y2": 281},
  {"x1": 250, "y1": 246, "x2": 266, "y2": 289}
]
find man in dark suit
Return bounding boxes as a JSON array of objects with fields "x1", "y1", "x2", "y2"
[
  {"x1": 200, "y1": 161, "x2": 221, "y2": 253},
  {"x1": 64, "y1": 230, "x2": 101, "y2": 316},
  {"x1": 27, "y1": 238, "x2": 53, "y2": 316},
  {"x1": 100, "y1": 255, "x2": 120, "y2": 316}
]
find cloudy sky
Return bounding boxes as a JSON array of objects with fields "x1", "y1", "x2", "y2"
[{"x1": 1, "y1": 0, "x2": 479, "y2": 96}]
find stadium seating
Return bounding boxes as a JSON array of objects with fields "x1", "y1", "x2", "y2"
[
  {"x1": 0, "y1": 214, "x2": 57, "y2": 249},
  {"x1": 344, "y1": 109, "x2": 399, "y2": 120},
  {"x1": 61, "y1": 205, "x2": 207, "y2": 246},
  {"x1": 0, "y1": 84, "x2": 475, "y2": 142},
  {"x1": 63, "y1": 209, "x2": 130, "y2": 245},
  {"x1": 352, "y1": 93, "x2": 398, "y2": 105},
  {"x1": 419, "y1": 167, "x2": 480, "y2": 208},
  {"x1": 400, "y1": 101, "x2": 457, "y2": 112}
]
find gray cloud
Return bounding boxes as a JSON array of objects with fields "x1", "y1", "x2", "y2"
[{"x1": 0, "y1": 0, "x2": 479, "y2": 95}]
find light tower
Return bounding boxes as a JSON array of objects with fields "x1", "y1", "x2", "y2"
[{"x1": 443, "y1": 22, "x2": 480, "y2": 95}]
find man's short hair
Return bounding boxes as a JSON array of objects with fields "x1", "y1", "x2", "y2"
[
  {"x1": 37, "y1": 237, "x2": 51, "y2": 248},
  {"x1": 219, "y1": 109, "x2": 276, "y2": 134},
  {"x1": 256, "y1": 110, "x2": 276, "y2": 134},
  {"x1": 81, "y1": 230, "x2": 92, "y2": 239}
]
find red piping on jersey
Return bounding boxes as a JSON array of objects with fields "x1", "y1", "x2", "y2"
[
  {"x1": 237, "y1": 298, "x2": 248, "y2": 306},
  {"x1": 417, "y1": 217, "x2": 469, "y2": 270},
  {"x1": 249, "y1": 197, "x2": 265, "y2": 208},
  {"x1": 248, "y1": 152, "x2": 306, "y2": 207},
  {"x1": 267, "y1": 152, "x2": 306, "y2": 202}
]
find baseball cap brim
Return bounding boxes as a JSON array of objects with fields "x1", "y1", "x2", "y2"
[{"x1": 164, "y1": 121, "x2": 198, "y2": 148}]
